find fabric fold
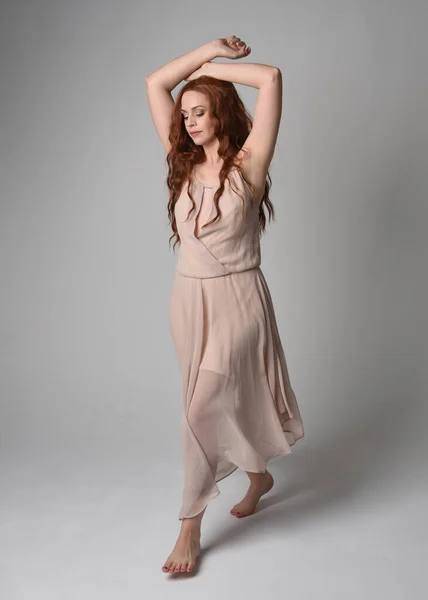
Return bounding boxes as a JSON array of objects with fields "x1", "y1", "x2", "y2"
[{"x1": 169, "y1": 169, "x2": 304, "y2": 520}]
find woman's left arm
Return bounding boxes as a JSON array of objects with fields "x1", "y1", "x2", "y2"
[{"x1": 191, "y1": 62, "x2": 282, "y2": 175}]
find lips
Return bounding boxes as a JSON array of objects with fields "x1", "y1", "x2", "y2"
[{"x1": 190, "y1": 131, "x2": 201, "y2": 136}]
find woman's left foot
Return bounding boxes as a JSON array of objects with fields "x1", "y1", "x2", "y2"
[{"x1": 230, "y1": 470, "x2": 274, "y2": 518}]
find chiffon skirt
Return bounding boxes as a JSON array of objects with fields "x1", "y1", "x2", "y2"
[{"x1": 169, "y1": 266, "x2": 304, "y2": 519}]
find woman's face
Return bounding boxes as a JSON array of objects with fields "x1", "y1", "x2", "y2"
[{"x1": 181, "y1": 91, "x2": 216, "y2": 146}]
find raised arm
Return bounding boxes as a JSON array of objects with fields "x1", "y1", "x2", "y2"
[
  {"x1": 145, "y1": 42, "x2": 218, "y2": 92},
  {"x1": 194, "y1": 61, "x2": 282, "y2": 181},
  {"x1": 145, "y1": 37, "x2": 251, "y2": 154},
  {"x1": 145, "y1": 42, "x2": 217, "y2": 154}
]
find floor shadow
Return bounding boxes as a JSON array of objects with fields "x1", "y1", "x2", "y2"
[{"x1": 202, "y1": 382, "x2": 424, "y2": 554}]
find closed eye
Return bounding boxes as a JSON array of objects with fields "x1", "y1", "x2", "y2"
[{"x1": 184, "y1": 113, "x2": 204, "y2": 120}]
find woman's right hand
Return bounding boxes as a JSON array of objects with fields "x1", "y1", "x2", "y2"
[{"x1": 211, "y1": 36, "x2": 251, "y2": 60}]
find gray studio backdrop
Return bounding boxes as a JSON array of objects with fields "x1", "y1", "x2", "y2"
[{"x1": 1, "y1": 0, "x2": 427, "y2": 598}]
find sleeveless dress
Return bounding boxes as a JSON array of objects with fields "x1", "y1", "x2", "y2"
[{"x1": 168, "y1": 168, "x2": 304, "y2": 520}]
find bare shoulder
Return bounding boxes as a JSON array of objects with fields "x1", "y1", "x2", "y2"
[{"x1": 235, "y1": 147, "x2": 268, "y2": 203}]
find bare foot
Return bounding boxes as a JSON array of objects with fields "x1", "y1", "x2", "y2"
[
  {"x1": 230, "y1": 470, "x2": 274, "y2": 518},
  {"x1": 162, "y1": 528, "x2": 201, "y2": 574}
]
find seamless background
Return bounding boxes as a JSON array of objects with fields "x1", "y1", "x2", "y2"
[{"x1": 1, "y1": 1, "x2": 427, "y2": 598}]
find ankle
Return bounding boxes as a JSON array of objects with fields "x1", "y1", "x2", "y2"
[
  {"x1": 180, "y1": 520, "x2": 201, "y2": 536},
  {"x1": 248, "y1": 471, "x2": 267, "y2": 485}
]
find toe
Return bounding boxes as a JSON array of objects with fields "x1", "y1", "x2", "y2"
[{"x1": 162, "y1": 559, "x2": 172, "y2": 572}]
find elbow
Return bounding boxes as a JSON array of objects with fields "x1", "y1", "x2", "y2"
[
  {"x1": 145, "y1": 72, "x2": 160, "y2": 86},
  {"x1": 145, "y1": 74, "x2": 170, "y2": 90},
  {"x1": 262, "y1": 67, "x2": 281, "y2": 87},
  {"x1": 262, "y1": 67, "x2": 281, "y2": 85},
  {"x1": 270, "y1": 67, "x2": 281, "y2": 80}
]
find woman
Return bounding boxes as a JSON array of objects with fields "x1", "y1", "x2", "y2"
[{"x1": 145, "y1": 35, "x2": 304, "y2": 574}]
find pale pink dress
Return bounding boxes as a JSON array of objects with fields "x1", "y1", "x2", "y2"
[{"x1": 169, "y1": 168, "x2": 304, "y2": 520}]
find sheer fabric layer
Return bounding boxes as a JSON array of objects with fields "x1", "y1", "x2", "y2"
[{"x1": 169, "y1": 170, "x2": 304, "y2": 519}]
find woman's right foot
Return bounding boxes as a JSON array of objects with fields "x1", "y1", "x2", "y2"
[
  {"x1": 162, "y1": 528, "x2": 201, "y2": 573},
  {"x1": 230, "y1": 470, "x2": 274, "y2": 518}
]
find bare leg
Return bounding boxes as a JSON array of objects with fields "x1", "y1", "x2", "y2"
[
  {"x1": 230, "y1": 469, "x2": 274, "y2": 518},
  {"x1": 162, "y1": 508, "x2": 205, "y2": 573}
]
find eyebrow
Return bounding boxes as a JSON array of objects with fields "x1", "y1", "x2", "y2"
[{"x1": 180, "y1": 105, "x2": 206, "y2": 113}]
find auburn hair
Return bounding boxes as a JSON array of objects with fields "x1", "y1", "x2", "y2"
[{"x1": 166, "y1": 75, "x2": 275, "y2": 250}]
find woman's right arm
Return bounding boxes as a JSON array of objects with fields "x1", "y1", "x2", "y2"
[
  {"x1": 145, "y1": 41, "x2": 217, "y2": 90},
  {"x1": 145, "y1": 42, "x2": 218, "y2": 154}
]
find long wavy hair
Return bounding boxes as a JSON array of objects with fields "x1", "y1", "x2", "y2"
[{"x1": 166, "y1": 75, "x2": 275, "y2": 250}]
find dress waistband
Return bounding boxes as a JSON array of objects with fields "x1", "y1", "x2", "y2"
[{"x1": 175, "y1": 265, "x2": 260, "y2": 280}]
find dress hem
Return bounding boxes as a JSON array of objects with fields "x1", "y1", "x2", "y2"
[{"x1": 178, "y1": 433, "x2": 304, "y2": 520}]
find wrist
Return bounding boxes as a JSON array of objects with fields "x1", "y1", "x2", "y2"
[{"x1": 201, "y1": 41, "x2": 220, "y2": 61}]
